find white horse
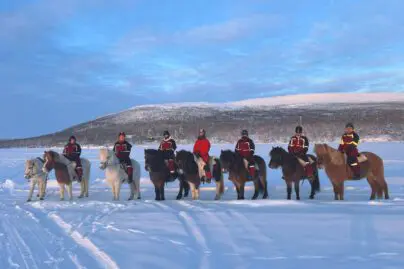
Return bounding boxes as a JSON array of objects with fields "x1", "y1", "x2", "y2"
[
  {"x1": 99, "y1": 148, "x2": 141, "y2": 201},
  {"x1": 42, "y1": 150, "x2": 91, "y2": 200},
  {"x1": 24, "y1": 158, "x2": 48, "y2": 202}
]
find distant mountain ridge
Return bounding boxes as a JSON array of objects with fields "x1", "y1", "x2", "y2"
[{"x1": 2, "y1": 92, "x2": 404, "y2": 148}]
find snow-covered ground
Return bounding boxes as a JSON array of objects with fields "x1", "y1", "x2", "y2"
[{"x1": 1, "y1": 143, "x2": 404, "y2": 269}]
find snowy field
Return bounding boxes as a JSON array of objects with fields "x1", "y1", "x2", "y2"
[{"x1": 1, "y1": 143, "x2": 404, "y2": 269}]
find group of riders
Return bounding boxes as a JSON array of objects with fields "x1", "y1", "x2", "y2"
[{"x1": 62, "y1": 122, "x2": 361, "y2": 183}]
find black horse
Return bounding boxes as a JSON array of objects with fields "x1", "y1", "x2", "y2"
[
  {"x1": 144, "y1": 149, "x2": 189, "y2": 200},
  {"x1": 268, "y1": 146, "x2": 320, "y2": 200},
  {"x1": 175, "y1": 150, "x2": 224, "y2": 200},
  {"x1": 220, "y1": 150, "x2": 268, "y2": 200}
]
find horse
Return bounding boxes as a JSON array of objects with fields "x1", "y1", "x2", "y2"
[
  {"x1": 99, "y1": 148, "x2": 141, "y2": 201},
  {"x1": 268, "y1": 147, "x2": 320, "y2": 200},
  {"x1": 144, "y1": 149, "x2": 188, "y2": 200},
  {"x1": 42, "y1": 150, "x2": 91, "y2": 200},
  {"x1": 220, "y1": 150, "x2": 268, "y2": 200},
  {"x1": 314, "y1": 143, "x2": 389, "y2": 200},
  {"x1": 175, "y1": 150, "x2": 224, "y2": 200},
  {"x1": 24, "y1": 157, "x2": 48, "y2": 202}
]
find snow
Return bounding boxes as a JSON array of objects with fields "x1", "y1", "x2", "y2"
[{"x1": 0, "y1": 143, "x2": 404, "y2": 269}]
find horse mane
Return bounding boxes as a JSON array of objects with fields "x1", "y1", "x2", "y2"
[
  {"x1": 144, "y1": 149, "x2": 165, "y2": 171},
  {"x1": 269, "y1": 146, "x2": 297, "y2": 167},
  {"x1": 176, "y1": 150, "x2": 198, "y2": 174},
  {"x1": 220, "y1": 150, "x2": 245, "y2": 173}
]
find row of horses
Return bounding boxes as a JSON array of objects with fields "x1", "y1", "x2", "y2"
[{"x1": 23, "y1": 143, "x2": 389, "y2": 202}]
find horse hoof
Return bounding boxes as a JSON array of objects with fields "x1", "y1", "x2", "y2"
[
  {"x1": 296, "y1": 197, "x2": 301, "y2": 201},
  {"x1": 214, "y1": 195, "x2": 220, "y2": 200},
  {"x1": 36, "y1": 194, "x2": 40, "y2": 197},
  {"x1": 137, "y1": 196, "x2": 141, "y2": 200},
  {"x1": 127, "y1": 198, "x2": 133, "y2": 201},
  {"x1": 26, "y1": 199, "x2": 31, "y2": 202},
  {"x1": 251, "y1": 196, "x2": 258, "y2": 200},
  {"x1": 263, "y1": 194, "x2": 268, "y2": 199},
  {"x1": 60, "y1": 198, "x2": 64, "y2": 201},
  {"x1": 40, "y1": 197, "x2": 44, "y2": 201},
  {"x1": 176, "y1": 196, "x2": 182, "y2": 200},
  {"x1": 309, "y1": 195, "x2": 314, "y2": 200},
  {"x1": 78, "y1": 195, "x2": 84, "y2": 199}
]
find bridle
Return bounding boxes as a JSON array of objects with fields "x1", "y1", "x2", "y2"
[{"x1": 25, "y1": 158, "x2": 46, "y2": 179}]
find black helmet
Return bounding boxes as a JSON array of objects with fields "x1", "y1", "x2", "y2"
[
  {"x1": 345, "y1": 123, "x2": 354, "y2": 129},
  {"x1": 163, "y1": 130, "x2": 170, "y2": 137},
  {"x1": 69, "y1": 135, "x2": 76, "y2": 141},
  {"x1": 118, "y1": 132, "x2": 126, "y2": 137},
  {"x1": 295, "y1": 126, "x2": 303, "y2": 134},
  {"x1": 199, "y1": 128, "x2": 206, "y2": 134},
  {"x1": 241, "y1": 129, "x2": 248, "y2": 136}
]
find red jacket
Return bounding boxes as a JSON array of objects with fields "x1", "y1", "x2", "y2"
[
  {"x1": 113, "y1": 141, "x2": 132, "y2": 159},
  {"x1": 338, "y1": 132, "x2": 359, "y2": 153},
  {"x1": 288, "y1": 135, "x2": 309, "y2": 155},
  {"x1": 159, "y1": 137, "x2": 177, "y2": 151},
  {"x1": 235, "y1": 137, "x2": 255, "y2": 158},
  {"x1": 63, "y1": 143, "x2": 81, "y2": 158},
  {"x1": 193, "y1": 137, "x2": 210, "y2": 162}
]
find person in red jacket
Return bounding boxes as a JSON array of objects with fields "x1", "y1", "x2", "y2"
[
  {"x1": 288, "y1": 126, "x2": 314, "y2": 178},
  {"x1": 193, "y1": 128, "x2": 212, "y2": 180},
  {"x1": 63, "y1": 135, "x2": 83, "y2": 181},
  {"x1": 235, "y1": 129, "x2": 256, "y2": 179},
  {"x1": 158, "y1": 130, "x2": 177, "y2": 174},
  {"x1": 338, "y1": 123, "x2": 361, "y2": 179},
  {"x1": 113, "y1": 132, "x2": 133, "y2": 183}
]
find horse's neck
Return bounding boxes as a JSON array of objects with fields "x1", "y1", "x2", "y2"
[
  {"x1": 56, "y1": 153, "x2": 70, "y2": 165},
  {"x1": 33, "y1": 159, "x2": 43, "y2": 174},
  {"x1": 109, "y1": 151, "x2": 122, "y2": 165}
]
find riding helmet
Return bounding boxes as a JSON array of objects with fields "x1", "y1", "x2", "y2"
[
  {"x1": 119, "y1": 132, "x2": 126, "y2": 137},
  {"x1": 163, "y1": 130, "x2": 170, "y2": 137},
  {"x1": 241, "y1": 129, "x2": 248, "y2": 136},
  {"x1": 295, "y1": 126, "x2": 303, "y2": 134},
  {"x1": 69, "y1": 135, "x2": 76, "y2": 141},
  {"x1": 345, "y1": 123, "x2": 354, "y2": 129}
]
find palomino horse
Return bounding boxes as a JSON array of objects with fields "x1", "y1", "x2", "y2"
[
  {"x1": 144, "y1": 149, "x2": 188, "y2": 200},
  {"x1": 268, "y1": 147, "x2": 320, "y2": 200},
  {"x1": 43, "y1": 151, "x2": 91, "y2": 200},
  {"x1": 314, "y1": 143, "x2": 389, "y2": 200},
  {"x1": 24, "y1": 157, "x2": 48, "y2": 202},
  {"x1": 220, "y1": 150, "x2": 268, "y2": 200},
  {"x1": 176, "y1": 150, "x2": 224, "y2": 200},
  {"x1": 99, "y1": 148, "x2": 141, "y2": 201}
]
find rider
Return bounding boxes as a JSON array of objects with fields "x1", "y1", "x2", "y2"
[
  {"x1": 193, "y1": 128, "x2": 212, "y2": 181},
  {"x1": 63, "y1": 135, "x2": 83, "y2": 181},
  {"x1": 113, "y1": 132, "x2": 133, "y2": 183},
  {"x1": 288, "y1": 126, "x2": 314, "y2": 178},
  {"x1": 338, "y1": 123, "x2": 360, "y2": 179},
  {"x1": 158, "y1": 130, "x2": 177, "y2": 174},
  {"x1": 235, "y1": 129, "x2": 256, "y2": 179}
]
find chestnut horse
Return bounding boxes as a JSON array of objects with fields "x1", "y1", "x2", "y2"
[
  {"x1": 314, "y1": 144, "x2": 389, "y2": 200},
  {"x1": 43, "y1": 150, "x2": 91, "y2": 200},
  {"x1": 268, "y1": 147, "x2": 320, "y2": 200},
  {"x1": 144, "y1": 149, "x2": 188, "y2": 200},
  {"x1": 175, "y1": 150, "x2": 224, "y2": 200},
  {"x1": 220, "y1": 150, "x2": 268, "y2": 200}
]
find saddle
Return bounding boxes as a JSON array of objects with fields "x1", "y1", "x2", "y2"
[{"x1": 343, "y1": 153, "x2": 368, "y2": 164}]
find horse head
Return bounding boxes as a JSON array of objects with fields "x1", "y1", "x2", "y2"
[
  {"x1": 24, "y1": 159, "x2": 35, "y2": 179},
  {"x1": 99, "y1": 147, "x2": 111, "y2": 170},
  {"x1": 175, "y1": 150, "x2": 197, "y2": 174},
  {"x1": 42, "y1": 151, "x2": 55, "y2": 173},
  {"x1": 144, "y1": 149, "x2": 164, "y2": 172},
  {"x1": 268, "y1": 146, "x2": 286, "y2": 169},
  {"x1": 219, "y1": 150, "x2": 236, "y2": 173},
  {"x1": 314, "y1": 143, "x2": 329, "y2": 169}
]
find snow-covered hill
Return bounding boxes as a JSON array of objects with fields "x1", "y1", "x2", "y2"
[{"x1": 2, "y1": 92, "x2": 404, "y2": 147}]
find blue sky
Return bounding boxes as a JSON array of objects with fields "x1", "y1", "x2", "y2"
[{"x1": 1, "y1": 0, "x2": 404, "y2": 138}]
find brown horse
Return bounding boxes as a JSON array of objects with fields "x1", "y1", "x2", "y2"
[
  {"x1": 314, "y1": 143, "x2": 389, "y2": 200},
  {"x1": 268, "y1": 147, "x2": 320, "y2": 200},
  {"x1": 220, "y1": 150, "x2": 268, "y2": 200},
  {"x1": 144, "y1": 149, "x2": 189, "y2": 200},
  {"x1": 43, "y1": 151, "x2": 73, "y2": 200},
  {"x1": 175, "y1": 150, "x2": 224, "y2": 200}
]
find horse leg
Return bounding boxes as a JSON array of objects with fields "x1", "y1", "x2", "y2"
[
  {"x1": 116, "y1": 181, "x2": 121, "y2": 201},
  {"x1": 294, "y1": 180, "x2": 300, "y2": 200},
  {"x1": 238, "y1": 182, "x2": 245, "y2": 200},
  {"x1": 128, "y1": 183, "x2": 135, "y2": 201},
  {"x1": 252, "y1": 180, "x2": 259, "y2": 200},
  {"x1": 112, "y1": 182, "x2": 116, "y2": 201},
  {"x1": 214, "y1": 180, "x2": 223, "y2": 200},
  {"x1": 381, "y1": 178, "x2": 390, "y2": 199},
  {"x1": 338, "y1": 182, "x2": 345, "y2": 200},
  {"x1": 332, "y1": 182, "x2": 339, "y2": 200},
  {"x1": 161, "y1": 184, "x2": 165, "y2": 201},
  {"x1": 309, "y1": 180, "x2": 315, "y2": 199},
  {"x1": 68, "y1": 182, "x2": 73, "y2": 201},
  {"x1": 366, "y1": 177, "x2": 377, "y2": 200},
  {"x1": 78, "y1": 180, "x2": 85, "y2": 198},
  {"x1": 286, "y1": 181, "x2": 292, "y2": 200},
  {"x1": 27, "y1": 179, "x2": 36, "y2": 202},
  {"x1": 155, "y1": 186, "x2": 161, "y2": 201},
  {"x1": 260, "y1": 175, "x2": 268, "y2": 199},
  {"x1": 59, "y1": 183, "x2": 65, "y2": 201},
  {"x1": 176, "y1": 180, "x2": 184, "y2": 200},
  {"x1": 184, "y1": 181, "x2": 190, "y2": 198}
]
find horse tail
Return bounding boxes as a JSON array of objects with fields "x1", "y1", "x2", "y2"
[
  {"x1": 309, "y1": 155, "x2": 320, "y2": 193},
  {"x1": 255, "y1": 156, "x2": 267, "y2": 194},
  {"x1": 212, "y1": 158, "x2": 224, "y2": 194}
]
